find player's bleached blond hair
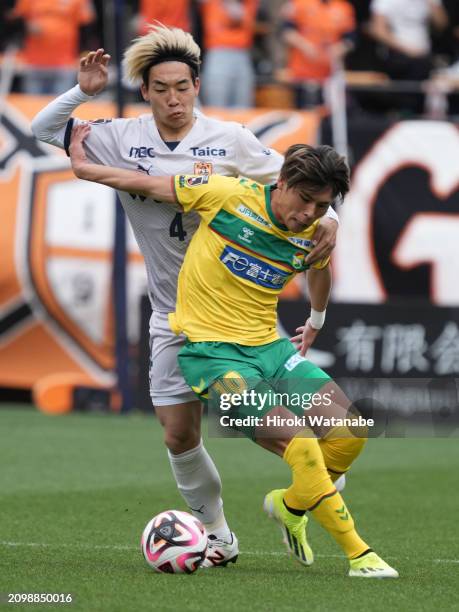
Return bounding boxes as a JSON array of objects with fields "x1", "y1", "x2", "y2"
[{"x1": 123, "y1": 23, "x2": 201, "y2": 86}]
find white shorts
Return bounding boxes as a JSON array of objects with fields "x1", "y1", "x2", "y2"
[{"x1": 149, "y1": 310, "x2": 197, "y2": 406}]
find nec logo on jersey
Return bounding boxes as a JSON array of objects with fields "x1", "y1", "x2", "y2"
[
  {"x1": 129, "y1": 146, "x2": 156, "y2": 158},
  {"x1": 220, "y1": 246, "x2": 289, "y2": 289},
  {"x1": 190, "y1": 146, "x2": 226, "y2": 157}
]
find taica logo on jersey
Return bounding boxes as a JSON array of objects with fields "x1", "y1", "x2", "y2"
[
  {"x1": 190, "y1": 146, "x2": 226, "y2": 157},
  {"x1": 129, "y1": 146, "x2": 155, "y2": 158}
]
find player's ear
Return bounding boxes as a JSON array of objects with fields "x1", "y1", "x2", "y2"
[
  {"x1": 140, "y1": 82, "x2": 149, "y2": 102},
  {"x1": 194, "y1": 77, "x2": 201, "y2": 96}
]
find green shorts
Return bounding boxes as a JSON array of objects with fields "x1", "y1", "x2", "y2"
[{"x1": 178, "y1": 338, "x2": 331, "y2": 439}]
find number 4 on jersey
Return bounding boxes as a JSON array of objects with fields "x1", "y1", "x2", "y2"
[{"x1": 169, "y1": 213, "x2": 187, "y2": 241}]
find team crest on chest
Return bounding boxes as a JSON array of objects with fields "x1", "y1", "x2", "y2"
[
  {"x1": 292, "y1": 251, "x2": 307, "y2": 270},
  {"x1": 194, "y1": 162, "x2": 213, "y2": 175}
]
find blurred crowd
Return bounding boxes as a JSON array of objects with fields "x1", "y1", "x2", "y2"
[{"x1": 2, "y1": 0, "x2": 459, "y2": 115}]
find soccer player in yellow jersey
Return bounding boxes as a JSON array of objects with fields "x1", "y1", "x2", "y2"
[{"x1": 69, "y1": 123, "x2": 398, "y2": 578}]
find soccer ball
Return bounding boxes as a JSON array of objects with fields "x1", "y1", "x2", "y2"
[{"x1": 141, "y1": 510, "x2": 207, "y2": 574}]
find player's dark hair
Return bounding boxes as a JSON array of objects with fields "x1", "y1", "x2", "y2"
[{"x1": 279, "y1": 144, "x2": 350, "y2": 202}]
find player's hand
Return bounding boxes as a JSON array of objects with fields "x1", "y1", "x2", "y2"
[
  {"x1": 79, "y1": 48, "x2": 111, "y2": 96},
  {"x1": 305, "y1": 216, "x2": 338, "y2": 265},
  {"x1": 290, "y1": 319, "x2": 320, "y2": 356},
  {"x1": 69, "y1": 123, "x2": 91, "y2": 176}
]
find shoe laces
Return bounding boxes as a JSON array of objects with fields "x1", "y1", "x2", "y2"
[{"x1": 207, "y1": 534, "x2": 233, "y2": 549}]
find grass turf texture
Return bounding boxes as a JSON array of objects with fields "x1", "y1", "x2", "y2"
[{"x1": 0, "y1": 406, "x2": 458, "y2": 612}]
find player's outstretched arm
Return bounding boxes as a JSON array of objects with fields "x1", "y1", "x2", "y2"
[
  {"x1": 290, "y1": 265, "x2": 331, "y2": 356},
  {"x1": 31, "y1": 49, "x2": 111, "y2": 149},
  {"x1": 70, "y1": 124, "x2": 175, "y2": 202}
]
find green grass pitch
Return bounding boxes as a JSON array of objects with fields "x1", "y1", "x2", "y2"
[{"x1": 1, "y1": 406, "x2": 458, "y2": 611}]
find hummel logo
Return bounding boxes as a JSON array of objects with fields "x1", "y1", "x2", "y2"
[
  {"x1": 336, "y1": 504, "x2": 349, "y2": 520},
  {"x1": 238, "y1": 227, "x2": 254, "y2": 243}
]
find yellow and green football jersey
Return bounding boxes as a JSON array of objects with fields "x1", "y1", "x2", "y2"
[{"x1": 168, "y1": 174, "x2": 330, "y2": 345}]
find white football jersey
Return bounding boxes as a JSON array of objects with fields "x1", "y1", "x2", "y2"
[{"x1": 67, "y1": 112, "x2": 284, "y2": 312}]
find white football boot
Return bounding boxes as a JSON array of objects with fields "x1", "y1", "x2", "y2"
[{"x1": 200, "y1": 532, "x2": 239, "y2": 568}]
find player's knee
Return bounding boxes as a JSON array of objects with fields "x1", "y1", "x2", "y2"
[
  {"x1": 349, "y1": 426, "x2": 368, "y2": 457},
  {"x1": 346, "y1": 436, "x2": 367, "y2": 468},
  {"x1": 163, "y1": 427, "x2": 200, "y2": 454},
  {"x1": 326, "y1": 425, "x2": 368, "y2": 448},
  {"x1": 340, "y1": 433, "x2": 367, "y2": 461},
  {"x1": 320, "y1": 427, "x2": 367, "y2": 474}
]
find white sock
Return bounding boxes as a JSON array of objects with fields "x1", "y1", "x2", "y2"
[{"x1": 167, "y1": 441, "x2": 231, "y2": 540}]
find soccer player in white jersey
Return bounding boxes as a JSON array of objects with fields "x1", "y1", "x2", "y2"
[{"x1": 31, "y1": 24, "x2": 339, "y2": 567}]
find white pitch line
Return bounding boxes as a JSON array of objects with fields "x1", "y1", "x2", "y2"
[
  {"x1": 0, "y1": 541, "x2": 134, "y2": 551},
  {"x1": 1, "y1": 541, "x2": 458, "y2": 565}
]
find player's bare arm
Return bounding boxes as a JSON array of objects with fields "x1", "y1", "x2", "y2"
[
  {"x1": 290, "y1": 265, "x2": 332, "y2": 356},
  {"x1": 79, "y1": 48, "x2": 111, "y2": 96},
  {"x1": 306, "y1": 216, "x2": 338, "y2": 265},
  {"x1": 70, "y1": 124, "x2": 175, "y2": 202}
]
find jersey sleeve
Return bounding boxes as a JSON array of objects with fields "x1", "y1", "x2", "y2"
[
  {"x1": 31, "y1": 85, "x2": 94, "y2": 149},
  {"x1": 233, "y1": 124, "x2": 284, "y2": 184},
  {"x1": 174, "y1": 174, "x2": 238, "y2": 224},
  {"x1": 325, "y1": 205, "x2": 339, "y2": 222},
  {"x1": 72, "y1": 118, "x2": 123, "y2": 166},
  {"x1": 31, "y1": 84, "x2": 123, "y2": 164}
]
